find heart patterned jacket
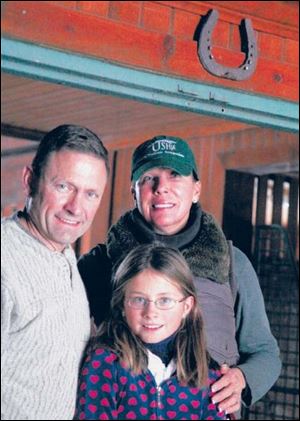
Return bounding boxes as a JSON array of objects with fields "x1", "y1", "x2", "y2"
[{"x1": 74, "y1": 346, "x2": 226, "y2": 420}]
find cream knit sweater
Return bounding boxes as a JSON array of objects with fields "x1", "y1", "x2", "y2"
[{"x1": 1, "y1": 214, "x2": 91, "y2": 420}]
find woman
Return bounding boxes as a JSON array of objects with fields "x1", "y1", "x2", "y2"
[{"x1": 79, "y1": 135, "x2": 281, "y2": 417}]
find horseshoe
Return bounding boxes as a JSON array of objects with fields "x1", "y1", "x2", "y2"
[{"x1": 197, "y1": 9, "x2": 258, "y2": 81}]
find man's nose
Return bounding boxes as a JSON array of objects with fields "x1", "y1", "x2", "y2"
[{"x1": 64, "y1": 193, "x2": 82, "y2": 215}]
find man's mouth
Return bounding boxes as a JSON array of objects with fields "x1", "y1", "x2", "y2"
[{"x1": 57, "y1": 216, "x2": 81, "y2": 226}]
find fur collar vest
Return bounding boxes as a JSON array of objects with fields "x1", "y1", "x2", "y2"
[{"x1": 107, "y1": 205, "x2": 230, "y2": 284}]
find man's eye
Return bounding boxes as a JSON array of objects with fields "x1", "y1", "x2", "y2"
[
  {"x1": 56, "y1": 183, "x2": 70, "y2": 192},
  {"x1": 170, "y1": 171, "x2": 180, "y2": 178},
  {"x1": 87, "y1": 191, "x2": 99, "y2": 199}
]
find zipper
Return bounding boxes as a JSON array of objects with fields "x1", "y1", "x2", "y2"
[{"x1": 156, "y1": 385, "x2": 162, "y2": 417}]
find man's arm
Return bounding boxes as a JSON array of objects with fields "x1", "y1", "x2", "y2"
[{"x1": 1, "y1": 281, "x2": 13, "y2": 357}]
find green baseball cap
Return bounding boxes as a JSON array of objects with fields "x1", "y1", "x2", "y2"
[{"x1": 131, "y1": 135, "x2": 199, "y2": 182}]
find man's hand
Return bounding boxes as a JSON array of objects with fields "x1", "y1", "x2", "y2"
[{"x1": 211, "y1": 364, "x2": 246, "y2": 415}]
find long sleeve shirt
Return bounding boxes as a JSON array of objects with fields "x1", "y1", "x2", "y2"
[{"x1": 1, "y1": 214, "x2": 91, "y2": 420}]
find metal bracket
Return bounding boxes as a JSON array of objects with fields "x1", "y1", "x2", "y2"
[{"x1": 197, "y1": 9, "x2": 258, "y2": 81}]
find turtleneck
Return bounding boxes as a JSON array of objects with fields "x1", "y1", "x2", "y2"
[
  {"x1": 143, "y1": 332, "x2": 177, "y2": 366},
  {"x1": 131, "y1": 204, "x2": 201, "y2": 250},
  {"x1": 107, "y1": 203, "x2": 230, "y2": 283}
]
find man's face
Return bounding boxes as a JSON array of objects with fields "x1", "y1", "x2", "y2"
[
  {"x1": 24, "y1": 149, "x2": 107, "y2": 251},
  {"x1": 132, "y1": 167, "x2": 201, "y2": 235}
]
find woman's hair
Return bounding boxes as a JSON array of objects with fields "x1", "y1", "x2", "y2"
[{"x1": 94, "y1": 243, "x2": 208, "y2": 388}]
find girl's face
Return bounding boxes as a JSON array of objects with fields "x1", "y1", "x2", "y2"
[{"x1": 124, "y1": 268, "x2": 194, "y2": 343}]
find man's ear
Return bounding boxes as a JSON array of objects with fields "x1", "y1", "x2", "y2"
[{"x1": 22, "y1": 166, "x2": 33, "y2": 196}]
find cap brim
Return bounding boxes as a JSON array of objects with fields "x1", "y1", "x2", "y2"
[{"x1": 132, "y1": 157, "x2": 194, "y2": 182}]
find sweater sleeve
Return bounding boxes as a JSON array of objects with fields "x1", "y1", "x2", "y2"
[
  {"x1": 1, "y1": 282, "x2": 13, "y2": 357},
  {"x1": 74, "y1": 347, "x2": 119, "y2": 420},
  {"x1": 233, "y1": 247, "x2": 281, "y2": 406}
]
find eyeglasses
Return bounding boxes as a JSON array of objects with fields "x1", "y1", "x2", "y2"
[{"x1": 126, "y1": 296, "x2": 186, "y2": 310}]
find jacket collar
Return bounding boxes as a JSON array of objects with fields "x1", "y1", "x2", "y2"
[
  {"x1": 107, "y1": 204, "x2": 230, "y2": 283},
  {"x1": 147, "y1": 350, "x2": 176, "y2": 386}
]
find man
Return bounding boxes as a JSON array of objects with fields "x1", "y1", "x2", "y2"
[
  {"x1": 79, "y1": 135, "x2": 281, "y2": 418},
  {"x1": 1, "y1": 124, "x2": 109, "y2": 420}
]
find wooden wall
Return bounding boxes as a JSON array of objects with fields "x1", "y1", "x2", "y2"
[
  {"x1": 1, "y1": 1, "x2": 299, "y2": 102},
  {"x1": 86, "y1": 126, "x2": 297, "y2": 254},
  {"x1": 1, "y1": 1, "x2": 299, "y2": 255},
  {"x1": 3, "y1": 128, "x2": 297, "y2": 254}
]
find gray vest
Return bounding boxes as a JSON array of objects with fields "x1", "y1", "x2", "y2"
[{"x1": 195, "y1": 276, "x2": 239, "y2": 366}]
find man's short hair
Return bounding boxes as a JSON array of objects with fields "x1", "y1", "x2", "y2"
[{"x1": 29, "y1": 124, "x2": 109, "y2": 196}]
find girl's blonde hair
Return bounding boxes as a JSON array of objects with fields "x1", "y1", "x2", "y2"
[{"x1": 94, "y1": 243, "x2": 208, "y2": 388}]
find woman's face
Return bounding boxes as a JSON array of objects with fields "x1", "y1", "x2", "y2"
[
  {"x1": 124, "y1": 268, "x2": 194, "y2": 343},
  {"x1": 132, "y1": 168, "x2": 201, "y2": 235}
]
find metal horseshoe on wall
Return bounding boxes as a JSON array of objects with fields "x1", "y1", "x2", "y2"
[{"x1": 197, "y1": 9, "x2": 258, "y2": 81}]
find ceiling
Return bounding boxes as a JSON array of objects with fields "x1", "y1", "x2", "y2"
[
  {"x1": 1, "y1": 72, "x2": 298, "y2": 179},
  {"x1": 1, "y1": 72, "x2": 254, "y2": 151}
]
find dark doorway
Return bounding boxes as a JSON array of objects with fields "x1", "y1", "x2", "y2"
[{"x1": 223, "y1": 168, "x2": 299, "y2": 420}]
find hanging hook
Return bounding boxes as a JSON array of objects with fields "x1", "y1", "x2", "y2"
[{"x1": 197, "y1": 9, "x2": 258, "y2": 81}]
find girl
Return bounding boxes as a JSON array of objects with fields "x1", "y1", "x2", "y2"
[{"x1": 74, "y1": 244, "x2": 226, "y2": 420}]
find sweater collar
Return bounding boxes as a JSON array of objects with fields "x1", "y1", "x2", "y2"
[{"x1": 14, "y1": 210, "x2": 71, "y2": 254}]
